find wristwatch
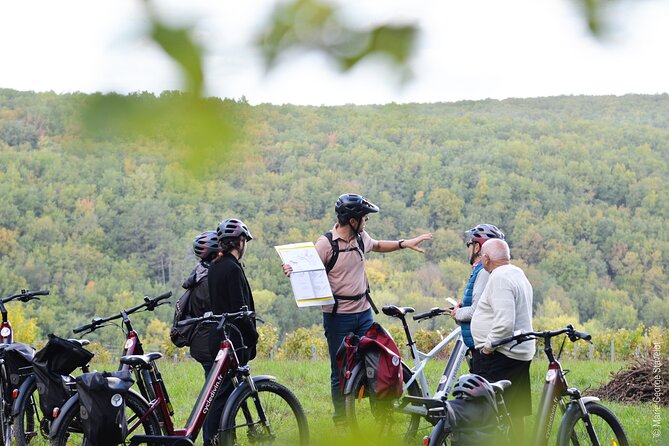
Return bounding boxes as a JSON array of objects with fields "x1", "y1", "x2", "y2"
[{"x1": 398, "y1": 239, "x2": 405, "y2": 249}]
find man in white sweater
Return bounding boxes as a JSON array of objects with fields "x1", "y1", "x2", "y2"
[{"x1": 471, "y1": 238, "x2": 535, "y2": 444}]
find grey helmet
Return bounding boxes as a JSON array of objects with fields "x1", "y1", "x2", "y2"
[
  {"x1": 452, "y1": 373, "x2": 497, "y2": 411},
  {"x1": 216, "y1": 218, "x2": 253, "y2": 241},
  {"x1": 192, "y1": 230, "x2": 220, "y2": 261},
  {"x1": 464, "y1": 224, "x2": 505, "y2": 246}
]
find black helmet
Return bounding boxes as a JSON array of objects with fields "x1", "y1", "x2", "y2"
[
  {"x1": 193, "y1": 231, "x2": 220, "y2": 261},
  {"x1": 452, "y1": 373, "x2": 497, "y2": 410},
  {"x1": 464, "y1": 224, "x2": 505, "y2": 246},
  {"x1": 335, "y1": 193, "x2": 379, "y2": 220},
  {"x1": 217, "y1": 219, "x2": 253, "y2": 241}
]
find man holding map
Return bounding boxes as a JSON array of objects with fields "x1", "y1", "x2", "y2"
[{"x1": 281, "y1": 193, "x2": 431, "y2": 426}]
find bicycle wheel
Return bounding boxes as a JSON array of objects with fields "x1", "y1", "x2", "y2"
[
  {"x1": 13, "y1": 378, "x2": 43, "y2": 445},
  {"x1": 344, "y1": 364, "x2": 423, "y2": 444},
  {"x1": 49, "y1": 390, "x2": 161, "y2": 446},
  {"x1": 556, "y1": 401, "x2": 629, "y2": 446},
  {"x1": 219, "y1": 380, "x2": 309, "y2": 446},
  {"x1": 0, "y1": 372, "x2": 12, "y2": 446}
]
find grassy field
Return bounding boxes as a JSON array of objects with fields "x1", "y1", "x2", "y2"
[
  {"x1": 150, "y1": 357, "x2": 668, "y2": 446},
  {"x1": 22, "y1": 356, "x2": 666, "y2": 445}
]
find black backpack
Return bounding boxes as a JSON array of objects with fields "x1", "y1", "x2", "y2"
[
  {"x1": 169, "y1": 286, "x2": 194, "y2": 348},
  {"x1": 324, "y1": 231, "x2": 378, "y2": 314},
  {"x1": 76, "y1": 370, "x2": 134, "y2": 446}
]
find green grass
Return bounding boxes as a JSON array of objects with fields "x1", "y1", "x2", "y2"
[
  {"x1": 24, "y1": 357, "x2": 668, "y2": 445},
  {"x1": 155, "y1": 357, "x2": 668, "y2": 445}
]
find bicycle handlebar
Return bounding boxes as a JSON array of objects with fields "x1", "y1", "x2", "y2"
[
  {"x1": 2, "y1": 289, "x2": 50, "y2": 304},
  {"x1": 73, "y1": 291, "x2": 172, "y2": 334},
  {"x1": 177, "y1": 308, "x2": 256, "y2": 328},
  {"x1": 412, "y1": 307, "x2": 447, "y2": 322},
  {"x1": 490, "y1": 324, "x2": 591, "y2": 348}
]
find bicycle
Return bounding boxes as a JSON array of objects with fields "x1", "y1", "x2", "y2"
[
  {"x1": 12, "y1": 292, "x2": 171, "y2": 445},
  {"x1": 344, "y1": 304, "x2": 469, "y2": 442},
  {"x1": 0, "y1": 289, "x2": 50, "y2": 446},
  {"x1": 50, "y1": 308, "x2": 310, "y2": 446},
  {"x1": 426, "y1": 324, "x2": 630, "y2": 446}
]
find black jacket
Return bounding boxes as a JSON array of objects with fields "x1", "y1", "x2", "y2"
[
  {"x1": 207, "y1": 254, "x2": 258, "y2": 363},
  {"x1": 182, "y1": 264, "x2": 214, "y2": 363}
]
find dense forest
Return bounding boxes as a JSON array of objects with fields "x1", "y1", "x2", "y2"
[{"x1": 0, "y1": 89, "x2": 667, "y2": 351}]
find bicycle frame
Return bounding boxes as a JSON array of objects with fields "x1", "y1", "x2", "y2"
[
  {"x1": 128, "y1": 326, "x2": 264, "y2": 444},
  {"x1": 532, "y1": 335, "x2": 600, "y2": 446},
  {"x1": 392, "y1": 308, "x2": 467, "y2": 400}
]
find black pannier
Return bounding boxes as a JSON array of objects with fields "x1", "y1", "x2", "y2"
[
  {"x1": 33, "y1": 334, "x2": 94, "y2": 420},
  {"x1": 1, "y1": 342, "x2": 35, "y2": 399},
  {"x1": 76, "y1": 370, "x2": 134, "y2": 446}
]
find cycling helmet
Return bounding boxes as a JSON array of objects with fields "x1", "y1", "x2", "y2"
[
  {"x1": 217, "y1": 218, "x2": 253, "y2": 241},
  {"x1": 193, "y1": 230, "x2": 220, "y2": 261},
  {"x1": 464, "y1": 224, "x2": 505, "y2": 246},
  {"x1": 335, "y1": 193, "x2": 379, "y2": 220},
  {"x1": 452, "y1": 373, "x2": 497, "y2": 410}
]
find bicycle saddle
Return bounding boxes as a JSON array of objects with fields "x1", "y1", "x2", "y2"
[
  {"x1": 382, "y1": 305, "x2": 415, "y2": 317},
  {"x1": 120, "y1": 352, "x2": 163, "y2": 367},
  {"x1": 490, "y1": 379, "x2": 512, "y2": 395}
]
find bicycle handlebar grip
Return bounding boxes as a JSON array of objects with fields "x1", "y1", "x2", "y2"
[
  {"x1": 73, "y1": 323, "x2": 92, "y2": 334},
  {"x1": 177, "y1": 316, "x2": 200, "y2": 327},
  {"x1": 412, "y1": 310, "x2": 433, "y2": 321},
  {"x1": 32, "y1": 290, "x2": 50, "y2": 296},
  {"x1": 491, "y1": 335, "x2": 516, "y2": 348},
  {"x1": 573, "y1": 329, "x2": 591, "y2": 341},
  {"x1": 155, "y1": 291, "x2": 172, "y2": 301}
]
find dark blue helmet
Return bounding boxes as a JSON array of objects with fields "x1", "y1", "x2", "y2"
[{"x1": 335, "y1": 194, "x2": 379, "y2": 220}]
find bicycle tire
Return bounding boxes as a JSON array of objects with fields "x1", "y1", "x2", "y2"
[
  {"x1": 344, "y1": 363, "x2": 423, "y2": 444},
  {"x1": 13, "y1": 378, "x2": 41, "y2": 445},
  {"x1": 556, "y1": 401, "x2": 629, "y2": 446},
  {"x1": 49, "y1": 390, "x2": 161, "y2": 446},
  {"x1": 219, "y1": 380, "x2": 309, "y2": 446}
]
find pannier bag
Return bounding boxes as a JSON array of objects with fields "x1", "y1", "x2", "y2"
[
  {"x1": 1, "y1": 342, "x2": 35, "y2": 400},
  {"x1": 443, "y1": 398, "x2": 499, "y2": 446},
  {"x1": 76, "y1": 370, "x2": 134, "y2": 446},
  {"x1": 335, "y1": 322, "x2": 403, "y2": 400},
  {"x1": 33, "y1": 334, "x2": 94, "y2": 420},
  {"x1": 358, "y1": 322, "x2": 403, "y2": 400}
]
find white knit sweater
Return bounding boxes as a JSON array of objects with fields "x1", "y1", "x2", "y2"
[{"x1": 471, "y1": 264, "x2": 536, "y2": 361}]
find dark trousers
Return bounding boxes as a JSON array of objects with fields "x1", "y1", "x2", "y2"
[
  {"x1": 471, "y1": 349, "x2": 532, "y2": 417},
  {"x1": 322, "y1": 308, "x2": 374, "y2": 421},
  {"x1": 201, "y1": 362, "x2": 233, "y2": 445}
]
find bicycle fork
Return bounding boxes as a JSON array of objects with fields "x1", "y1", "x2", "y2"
[{"x1": 237, "y1": 368, "x2": 275, "y2": 441}]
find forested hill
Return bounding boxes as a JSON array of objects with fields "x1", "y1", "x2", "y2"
[{"x1": 1, "y1": 89, "x2": 667, "y2": 349}]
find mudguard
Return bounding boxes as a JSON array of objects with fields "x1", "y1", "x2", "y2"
[
  {"x1": 12, "y1": 374, "x2": 36, "y2": 417},
  {"x1": 219, "y1": 375, "x2": 276, "y2": 429}
]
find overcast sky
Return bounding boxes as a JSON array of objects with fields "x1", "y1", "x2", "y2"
[{"x1": 1, "y1": 0, "x2": 668, "y2": 105}]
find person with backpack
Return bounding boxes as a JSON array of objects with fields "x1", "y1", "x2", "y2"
[
  {"x1": 170, "y1": 230, "x2": 222, "y2": 446},
  {"x1": 183, "y1": 230, "x2": 221, "y2": 371},
  {"x1": 448, "y1": 224, "x2": 505, "y2": 363},
  {"x1": 204, "y1": 218, "x2": 258, "y2": 445},
  {"x1": 282, "y1": 193, "x2": 431, "y2": 425}
]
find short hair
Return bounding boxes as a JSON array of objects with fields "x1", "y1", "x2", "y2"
[{"x1": 481, "y1": 239, "x2": 510, "y2": 261}]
